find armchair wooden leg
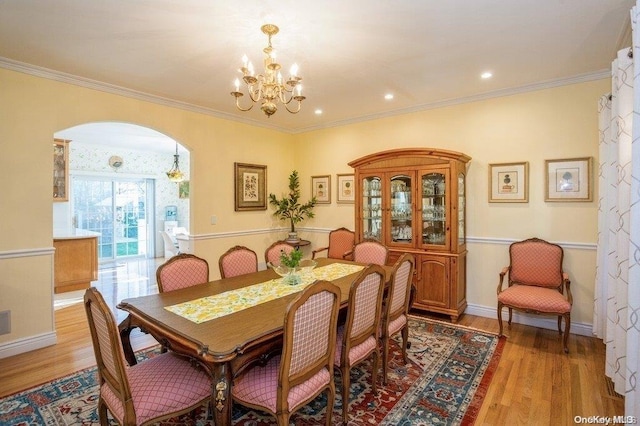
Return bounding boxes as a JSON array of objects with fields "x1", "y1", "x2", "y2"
[
  {"x1": 497, "y1": 303, "x2": 504, "y2": 336},
  {"x1": 563, "y1": 314, "x2": 570, "y2": 354},
  {"x1": 557, "y1": 316, "x2": 562, "y2": 334},
  {"x1": 507, "y1": 307, "x2": 513, "y2": 326}
]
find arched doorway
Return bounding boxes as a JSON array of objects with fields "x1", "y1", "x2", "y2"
[{"x1": 54, "y1": 122, "x2": 190, "y2": 262}]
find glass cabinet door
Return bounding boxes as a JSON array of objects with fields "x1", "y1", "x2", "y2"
[
  {"x1": 388, "y1": 173, "x2": 414, "y2": 245},
  {"x1": 421, "y1": 171, "x2": 447, "y2": 247},
  {"x1": 361, "y1": 175, "x2": 383, "y2": 242}
]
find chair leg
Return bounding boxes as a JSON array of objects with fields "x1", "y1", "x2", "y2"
[
  {"x1": 341, "y1": 365, "x2": 350, "y2": 425},
  {"x1": 557, "y1": 316, "x2": 562, "y2": 334},
  {"x1": 382, "y1": 334, "x2": 390, "y2": 385},
  {"x1": 371, "y1": 350, "x2": 379, "y2": 394},
  {"x1": 98, "y1": 398, "x2": 110, "y2": 426},
  {"x1": 497, "y1": 303, "x2": 504, "y2": 336},
  {"x1": 326, "y1": 384, "x2": 335, "y2": 426},
  {"x1": 507, "y1": 307, "x2": 513, "y2": 326},
  {"x1": 563, "y1": 314, "x2": 571, "y2": 354},
  {"x1": 401, "y1": 326, "x2": 409, "y2": 364}
]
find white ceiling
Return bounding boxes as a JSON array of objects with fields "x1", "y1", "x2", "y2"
[{"x1": 0, "y1": 0, "x2": 634, "y2": 152}]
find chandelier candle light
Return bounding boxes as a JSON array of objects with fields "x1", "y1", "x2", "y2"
[{"x1": 231, "y1": 24, "x2": 305, "y2": 117}]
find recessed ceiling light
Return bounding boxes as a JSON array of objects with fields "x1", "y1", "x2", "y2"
[
  {"x1": 481, "y1": 72, "x2": 493, "y2": 79},
  {"x1": 314, "y1": 109, "x2": 323, "y2": 115},
  {"x1": 384, "y1": 93, "x2": 394, "y2": 100}
]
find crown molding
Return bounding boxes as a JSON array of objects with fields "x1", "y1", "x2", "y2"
[{"x1": 1, "y1": 56, "x2": 610, "y2": 135}]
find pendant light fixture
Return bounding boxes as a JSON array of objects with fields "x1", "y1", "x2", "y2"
[{"x1": 166, "y1": 143, "x2": 184, "y2": 183}]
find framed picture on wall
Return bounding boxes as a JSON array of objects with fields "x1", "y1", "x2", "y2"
[
  {"x1": 178, "y1": 181, "x2": 190, "y2": 199},
  {"x1": 488, "y1": 162, "x2": 529, "y2": 203},
  {"x1": 545, "y1": 157, "x2": 592, "y2": 202},
  {"x1": 311, "y1": 175, "x2": 331, "y2": 204},
  {"x1": 234, "y1": 162, "x2": 267, "y2": 211},
  {"x1": 337, "y1": 174, "x2": 355, "y2": 203}
]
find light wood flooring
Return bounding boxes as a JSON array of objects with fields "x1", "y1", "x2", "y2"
[{"x1": 0, "y1": 257, "x2": 624, "y2": 425}]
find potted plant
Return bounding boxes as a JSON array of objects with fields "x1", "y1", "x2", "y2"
[{"x1": 268, "y1": 170, "x2": 317, "y2": 242}]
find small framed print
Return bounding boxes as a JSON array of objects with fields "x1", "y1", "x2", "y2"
[
  {"x1": 337, "y1": 174, "x2": 355, "y2": 203},
  {"x1": 545, "y1": 157, "x2": 592, "y2": 202},
  {"x1": 489, "y1": 162, "x2": 529, "y2": 203},
  {"x1": 311, "y1": 175, "x2": 331, "y2": 204},
  {"x1": 178, "y1": 180, "x2": 190, "y2": 199},
  {"x1": 234, "y1": 162, "x2": 267, "y2": 211}
]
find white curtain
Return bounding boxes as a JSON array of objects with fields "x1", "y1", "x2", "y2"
[{"x1": 594, "y1": 2, "x2": 640, "y2": 418}]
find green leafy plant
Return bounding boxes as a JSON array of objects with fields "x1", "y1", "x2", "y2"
[
  {"x1": 268, "y1": 170, "x2": 317, "y2": 233},
  {"x1": 280, "y1": 248, "x2": 303, "y2": 268}
]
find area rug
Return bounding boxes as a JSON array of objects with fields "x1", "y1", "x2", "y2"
[{"x1": 0, "y1": 316, "x2": 504, "y2": 425}]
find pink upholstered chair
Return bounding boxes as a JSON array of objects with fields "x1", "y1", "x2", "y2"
[
  {"x1": 156, "y1": 253, "x2": 209, "y2": 293},
  {"x1": 83, "y1": 287, "x2": 211, "y2": 425},
  {"x1": 334, "y1": 264, "x2": 385, "y2": 424},
  {"x1": 312, "y1": 227, "x2": 355, "y2": 260},
  {"x1": 218, "y1": 245, "x2": 258, "y2": 278},
  {"x1": 232, "y1": 280, "x2": 341, "y2": 426},
  {"x1": 380, "y1": 253, "x2": 415, "y2": 384},
  {"x1": 497, "y1": 237, "x2": 572, "y2": 353},
  {"x1": 264, "y1": 240, "x2": 295, "y2": 268},
  {"x1": 346, "y1": 240, "x2": 389, "y2": 265}
]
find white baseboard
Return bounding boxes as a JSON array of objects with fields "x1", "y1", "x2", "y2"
[
  {"x1": 0, "y1": 331, "x2": 57, "y2": 359},
  {"x1": 465, "y1": 303, "x2": 593, "y2": 337}
]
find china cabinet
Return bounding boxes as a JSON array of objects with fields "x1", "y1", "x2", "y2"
[
  {"x1": 53, "y1": 138, "x2": 71, "y2": 201},
  {"x1": 348, "y1": 148, "x2": 471, "y2": 321}
]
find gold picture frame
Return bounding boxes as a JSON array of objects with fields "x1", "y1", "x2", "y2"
[
  {"x1": 488, "y1": 162, "x2": 529, "y2": 203},
  {"x1": 311, "y1": 175, "x2": 331, "y2": 204},
  {"x1": 545, "y1": 157, "x2": 592, "y2": 202},
  {"x1": 337, "y1": 174, "x2": 355, "y2": 203},
  {"x1": 234, "y1": 162, "x2": 267, "y2": 211}
]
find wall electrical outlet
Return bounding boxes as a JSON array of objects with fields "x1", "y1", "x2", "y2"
[{"x1": 211, "y1": 215, "x2": 217, "y2": 225}]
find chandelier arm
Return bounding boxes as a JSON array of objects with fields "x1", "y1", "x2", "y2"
[
  {"x1": 284, "y1": 100, "x2": 302, "y2": 114},
  {"x1": 234, "y1": 96, "x2": 255, "y2": 112}
]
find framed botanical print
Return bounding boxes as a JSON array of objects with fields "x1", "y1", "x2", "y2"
[
  {"x1": 488, "y1": 162, "x2": 529, "y2": 203},
  {"x1": 545, "y1": 157, "x2": 592, "y2": 202},
  {"x1": 311, "y1": 175, "x2": 331, "y2": 204},
  {"x1": 234, "y1": 162, "x2": 267, "y2": 211},
  {"x1": 178, "y1": 181, "x2": 190, "y2": 199},
  {"x1": 337, "y1": 174, "x2": 355, "y2": 203}
]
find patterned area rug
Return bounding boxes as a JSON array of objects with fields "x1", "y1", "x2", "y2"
[{"x1": 0, "y1": 316, "x2": 504, "y2": 425}]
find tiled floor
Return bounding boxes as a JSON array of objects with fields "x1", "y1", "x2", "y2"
[{"x1": 54, "y1": 257, "x2": 165, "y2": 323}]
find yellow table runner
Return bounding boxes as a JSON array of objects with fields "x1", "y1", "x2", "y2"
[{"x1": 165, "y1": 263, "x2": 364, "y2": 324}]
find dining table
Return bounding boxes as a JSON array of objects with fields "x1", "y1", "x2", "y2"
[{"x1": 117, "y1": 257, "x2": 392, "y2": 426}]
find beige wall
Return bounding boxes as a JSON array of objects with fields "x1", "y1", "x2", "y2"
[{"x1": 0, "y1": 66, "x2": 607, "y2": 354}]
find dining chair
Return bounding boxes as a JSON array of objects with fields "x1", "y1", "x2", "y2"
[
  {"x1": 156, "y1": 253, "x2": 209, "y2": 293},
  {"x1": 312, "y1": 227, "x2": 355, "y2": 260},
  {"x1": 218, "y1": 245, "x2": 258, "y2": 278},
  {"x1": 345, "y1": 239, "x2": 389, "y2": 265},
  {"x1": 160, "y1": 230, "x2": 179, "y2": 258},
  {"x1": 334, "y1": 264, "x2": 385, "y2": 424},
  {"x1": 380, "y1": 252, "x2": 415, "y2": 384},
  {"x1": 264, "y1": 240, "x2": 295, "y2": 268},
  {"x1": 231, "y1": 280, "x2": 341, "y2": 426},
  {"x1": 497, "y1": 237, "x2": 573, "y2": 353},
  {"x1": 83, "y1": 287, "x2": 211, "y2": 425}
]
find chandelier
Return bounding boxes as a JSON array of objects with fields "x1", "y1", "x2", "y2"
[
  {"x1": 166, "y1": 143, "x2": 184, "y2": 183},
  {"x1": 230, "y1": 24, "x2": 305, "y2": 117}
]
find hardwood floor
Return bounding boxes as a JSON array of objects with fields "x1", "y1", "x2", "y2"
[{"x1": 0, "y1": 257, "x2": 624, "y2": 425}]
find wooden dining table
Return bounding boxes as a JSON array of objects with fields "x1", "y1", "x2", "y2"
[{"x1": 117, "y1": 258, "x2": 392, "y2": 426}]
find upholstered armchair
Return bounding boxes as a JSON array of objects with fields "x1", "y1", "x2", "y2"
[
  {"x1": 312, "y1": 227, "x2": 355, "y2": 260},
  {"x1": 497, "y1": 237, "x2": 573, "y2": 353}
]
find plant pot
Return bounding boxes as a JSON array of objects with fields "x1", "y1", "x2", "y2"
[{"x1": 286, "y1": 232, "x2": 299, "y2": 243}]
